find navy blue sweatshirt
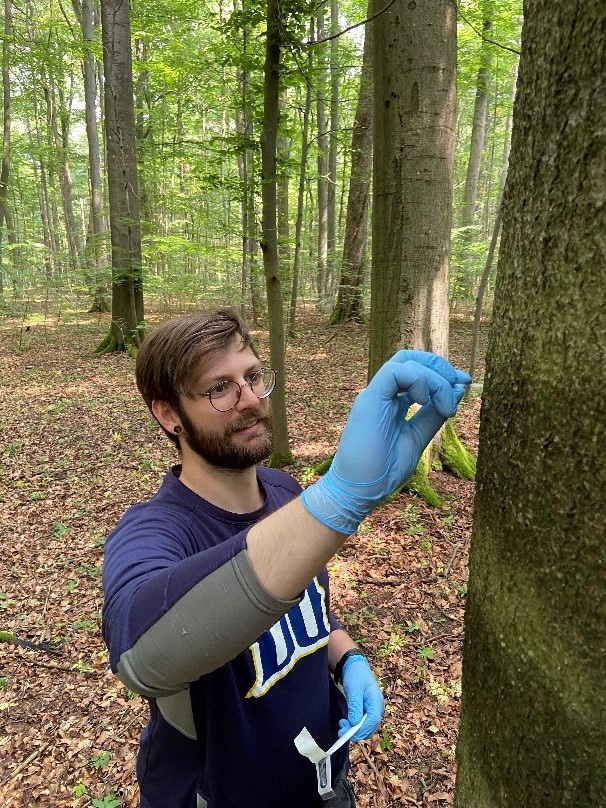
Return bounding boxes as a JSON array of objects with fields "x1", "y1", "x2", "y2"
[{"x1": 102, "y1": 466, "x2": 348, "y2": 807}]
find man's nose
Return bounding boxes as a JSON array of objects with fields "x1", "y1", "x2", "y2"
[{"x1": 235, "y1": 381, "x2": 260, "y2": 409}]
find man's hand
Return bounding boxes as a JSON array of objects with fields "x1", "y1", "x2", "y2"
[
  {"x1": 338, "y1": 654, "x2": 384, "y2": 741},
  {"x1": 301, "y1": 350, "x2": 471, "y2": 535}
]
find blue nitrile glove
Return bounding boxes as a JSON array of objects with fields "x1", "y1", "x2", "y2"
[
  {"x1": 301, "y1": 350, "x2": 471, "y2": 535},
  {"x1": 338, "y1": 655, "x2": 384, "y2": 741}
]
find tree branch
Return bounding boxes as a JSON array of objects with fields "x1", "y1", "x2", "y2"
[
  {"x1": 456, "y1": 3, "x2": 521, "y2": 56},
  {"x1": 312, "y1": 0, "x2": 397, "y2": 45}
]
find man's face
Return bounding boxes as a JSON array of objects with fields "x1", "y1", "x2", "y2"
[{"x1": 176, "y1": 341, "x2": 273, "y2": 470}]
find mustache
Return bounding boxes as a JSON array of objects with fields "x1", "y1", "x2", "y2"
[{"x1": 227, "y1": 408, "x2": 272, "y2": 434}]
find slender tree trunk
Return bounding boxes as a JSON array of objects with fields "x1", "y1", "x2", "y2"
[
  {"x1": 277, "y1": 89, "x2": 291, "y2": 303},
  {"x1": 315, "y1": 6, "x2": 329, "y2": 309},
  {"x1": 327, "y1": 0, "x2": 339, "y2": 297},
  {"x1": 461, "y1": 13, "x2": 493, "y2": 229},
  {"x1": 467, "y1": 197, "x2": 502, "y2": 384},
  {"x1": 23, "y1": 0, "x2": 58, "y2": 280},
  {"x1": 288, "y1": 20, "x2": 314, "y2": 338},
  {"x1": 0, "y1": 0, "x2": 17, "y2": 297},
  {"x1": 235, "y1": 4, "x2": 261, "y2": 321},
  {"x1": 134, "y1": 37, "x2": 152, "y2": 234},
  {"x1": 73, "y1": 0, "x2": 109, "y2": 311},
  {"x1": 467, "y1": 66, "x2": 517, "y2": 387},
  {"x1": 98, "y1": 0, "x2": 144, "y2": 353},
  {"x1": 260, "y1": 0, "x2": 292, "y2": 466},
  {"x1": 45, "y1": 81, "x2": 83, "y2": 274},
  {"x1": 330, "y1": 4, "x2": 373, "y2": 325}
]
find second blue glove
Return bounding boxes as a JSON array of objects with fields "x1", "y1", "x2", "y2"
[{"x1": 337, "y1": 653, "x2": 384, "y2": 741}]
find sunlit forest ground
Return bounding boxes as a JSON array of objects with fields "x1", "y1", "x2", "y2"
[{"x1": 0, "y1": 303, "x2": 488, "y2": 807}]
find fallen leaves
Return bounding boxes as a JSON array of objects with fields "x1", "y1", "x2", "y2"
[{"x1": 0, "y1": 307, "x2": 482, "y2": 807}]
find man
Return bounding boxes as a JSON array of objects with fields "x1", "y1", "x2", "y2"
[{"x1": 102, "y1": 309, "x2": 470, "y2": 807}]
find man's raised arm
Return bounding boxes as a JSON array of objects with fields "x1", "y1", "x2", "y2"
[{"x1": 247, "y1": 350, "x2": 471, "y2": 599}]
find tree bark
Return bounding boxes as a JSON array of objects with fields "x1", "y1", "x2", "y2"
[
  {"x1": 327, "y1": 0, "x2": 339, "y2": 292},
  {"x1": 460, "y1": 13, "x2": 493, "y2": 230},
  {"x1": 260, "y1": 0, "x2": 292, "y2": 466},
  {"x1": 73, "y1": 0, "x2": 109, "y2": 312},
  {"x1": 369, "y1": 0, "x2": 456, "y2": 378},
  {"x1": 315, "y1": 5, "x2": 329, "y2": 309},
  {"x1": 455, "y1": 2, "x2": 606, "y2": 804},
  {"x1": 330, "y1": 2, "x2": 373, "y2": 325},
  {"x1": 98, "y1": 0, "x2": 144, "y2": 353},
  {"x1": 0, "y1": 0, "x2": 18, "y2": 296},
  {"x1": 277, "y1": 89, "x2": 291, "y2": 303},
  {"x1": 288, "y1": 19, "x2": 314, "y2": 338}
]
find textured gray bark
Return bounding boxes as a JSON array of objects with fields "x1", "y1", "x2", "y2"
[
  {"x1": 460, "y1": 15, "x2": 493, "y2": 230},
  {"x1": 260, "y1": 0, "x2": 291, "y2": 465},
  {"x1": 315, "y1": 7, "x2": 329, "y2": 307},
  {"x1": 73, "y1": 0, "x2": 109, "y2": 311},
  {"x1": 100, "y1": 0, "x2": 144, "y2": 351},
  {"x1": 369, "y1": 0, "x2": 456, "y2": 377},
  {"x1": 288, "y1": 19, "x2": 314, "y2": 337},
  {"x1": 0, "y1": 0, "x2": 18, "y2": 294},
  {"x1": 330, "y1": 4, "x2": 373, "y2": 325},
  {"x1": 455, "y1": 2, "x2": 606, "y2": 805}
]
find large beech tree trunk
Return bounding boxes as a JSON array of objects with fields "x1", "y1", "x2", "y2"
[
  {"x1": 455, "y1": 2, "x2": 606, "y2": 804},
  {"x1": 369, "y1": 0, "x2": 456, "y2": 378}
]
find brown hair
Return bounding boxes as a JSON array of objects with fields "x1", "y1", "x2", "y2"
[{"x1": 136, "y1": 308, "x2": 258, "y2": 445}]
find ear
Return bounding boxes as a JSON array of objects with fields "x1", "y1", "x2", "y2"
[{"x1": 151, "y1": 400, "x2": 181, "y2": 435}]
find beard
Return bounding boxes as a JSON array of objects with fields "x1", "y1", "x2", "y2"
[{"x1": 179, "y1": 405, "x2": 273, "y2": 470}]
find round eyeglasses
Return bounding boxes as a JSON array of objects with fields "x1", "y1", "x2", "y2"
[{"x1": 202, "y1": 368, "x2": 276, "y2": 412}]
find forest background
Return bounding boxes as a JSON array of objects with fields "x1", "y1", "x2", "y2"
[{"x1": 0, "y1": 0, "x2": 520, "y2": 334}]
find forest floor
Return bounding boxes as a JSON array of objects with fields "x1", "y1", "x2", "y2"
[{"x1": 0, "y1": 304, "x2": 488, "y2": 808}]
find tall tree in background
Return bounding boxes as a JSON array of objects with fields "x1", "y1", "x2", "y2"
[
  {"x1": 234, "y1": 0, "x2": 262, "y2": 322},
  {"x1": 73, "y1": 0, "x2": 109, "y2": 312},
  {"x1": 315, "y1": 5, "x2": 329, "y2": 309},
  {"x1": 327, "y1": 0, "x2": 339, "y2": 292},
  {"x1": 25, "y1": 0, "x2": 56, "y2": 280},
  {"x1": 97, "y1": 0, "x2": 144, "y2": 354},
  {"x1": 455, "y1": 2, "x2": 606, "y2": 804},
  {"x1": 0, "y1": 0, "x2": 18, "y2": 297},
  {"x1": 260, "y1": 0, "x2": 292, "y2": 465},
  {"x1": 329, "y1": 4, "x2": 373, "y2": 325},
  {"x1": 288, "y1": 17, "x2": 314, "y2": 337},
  {"x1": 369, "y1": 0, "x2": 456, "y2": 377},
  {"x1": 460, "y1": 8, "x2": 493, "y2": 231},
  {"x1": 277, "y1": 89, "x2": 291, "y2": 301},
  {"x1": 44, "y1": 76, "x2": 83, "y2": 275}
]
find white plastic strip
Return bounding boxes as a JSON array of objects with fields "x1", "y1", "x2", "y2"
[{"x1": 294, "y1": 716, "x2": 365, "y2": 800}]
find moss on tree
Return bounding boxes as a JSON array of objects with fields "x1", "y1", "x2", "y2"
[
  {"x1": 95, "y1": 321, "x2": 147, "y2": 357},
  {"x1": 313, "y1": 456, "x2": 333, "y2": 475},
  {"x1": 95, "y1": 331, "x2": 139, "y2": 357},
  {"x1": 399, "y1": 445, "x2": 444, "y2": 508},
  {"x1": 304, "y1": 419, "x2": 474, "y2": 510},
  {"x1": 440, "y1": 419, "x2": 476, "y2": 480},
  {"x1": 268, "y1": 450, "x2": 295, "y2": 468}
]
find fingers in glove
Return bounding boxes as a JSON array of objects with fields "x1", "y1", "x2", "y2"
[
  {"x1": 372, "y1": 360, "x2": 465, "y2": 416},
  {"x1": 390, "y1": 350, "x2": 472, "y2": 387}
]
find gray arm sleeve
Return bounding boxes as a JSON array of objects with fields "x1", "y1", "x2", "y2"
[{"x1": 116, "y1": 549, "x2": 300, "y2": 698}]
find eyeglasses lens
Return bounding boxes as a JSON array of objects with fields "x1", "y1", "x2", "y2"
[{"x1": 210, "y1": 369, "x2": 275, "y2": 412}]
